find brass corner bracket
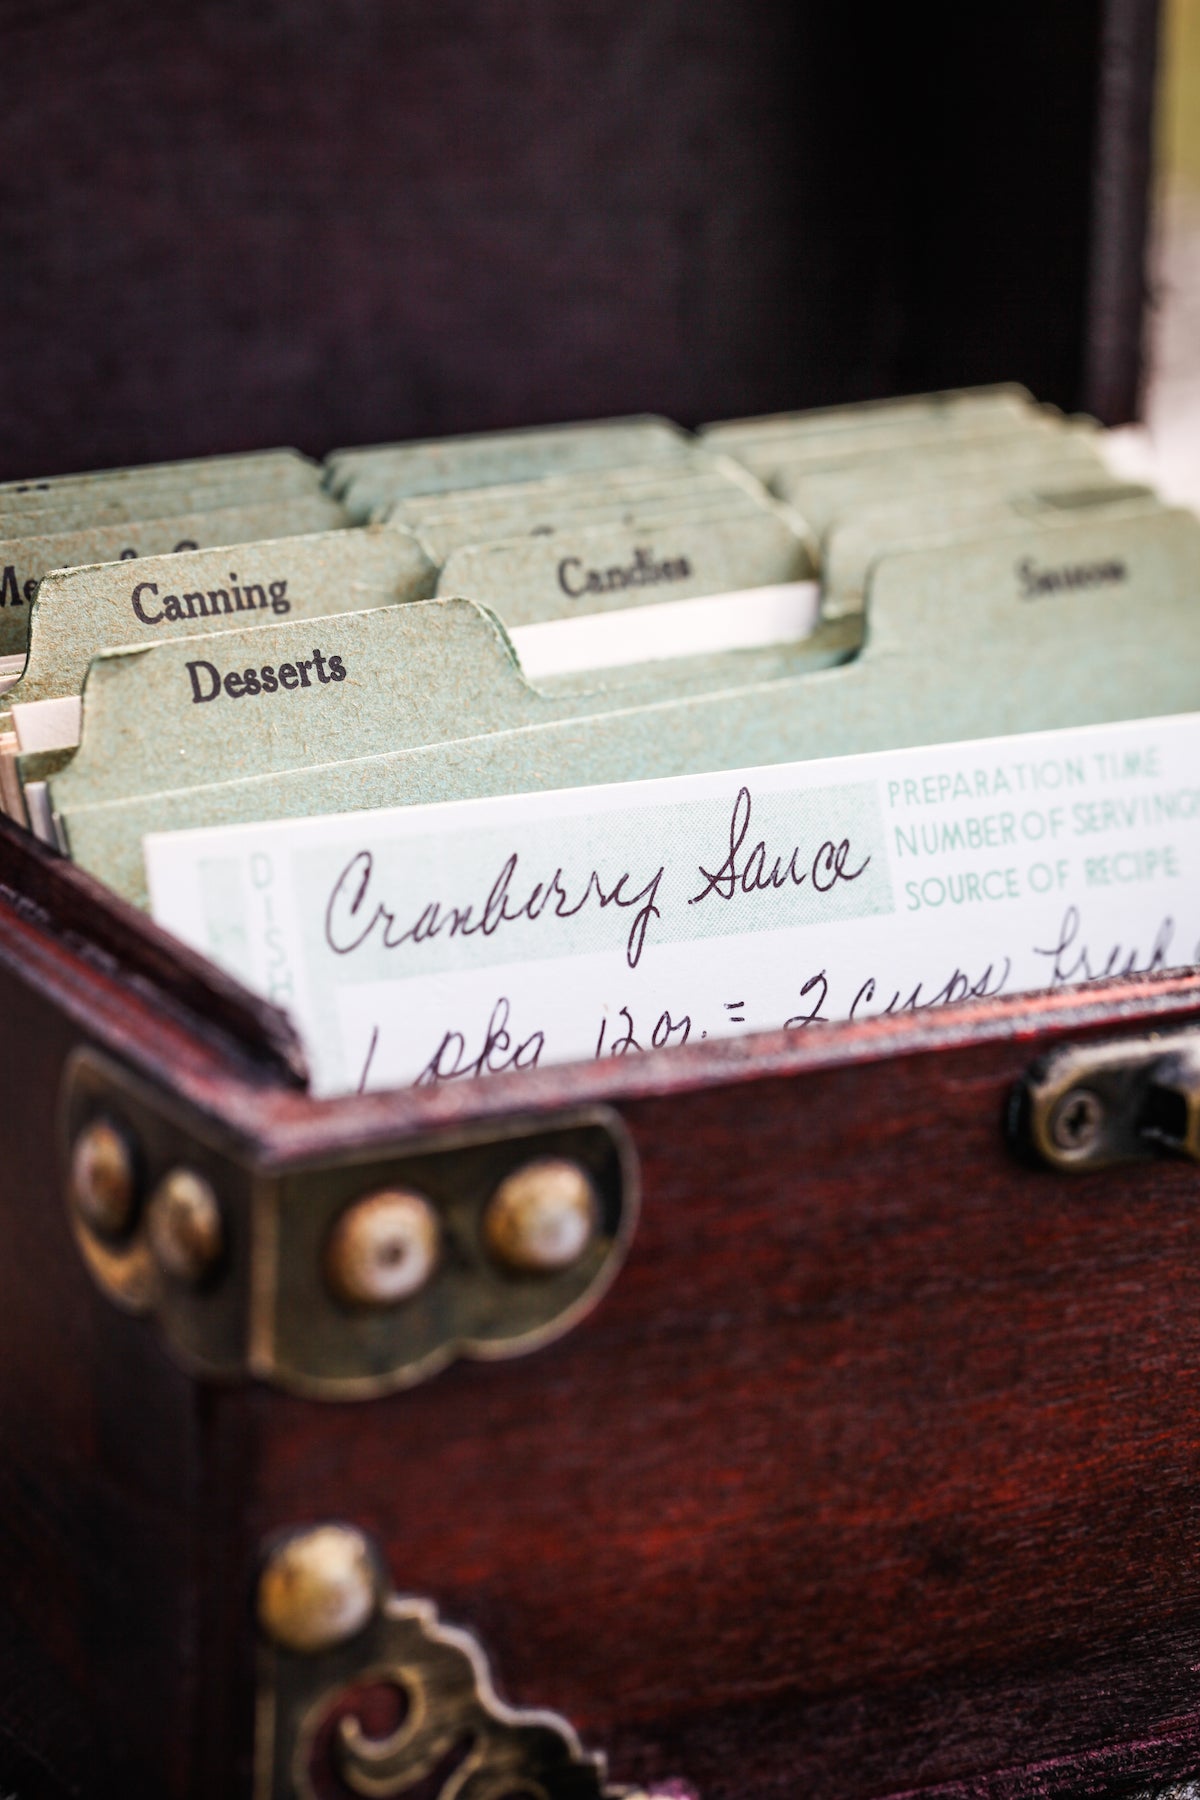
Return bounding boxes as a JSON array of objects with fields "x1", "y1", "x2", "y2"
[
  {"x1": 254, "y1": 1525, "x2": 686, "y2": 1800},
  {"x1": 60, "y1": 1047, "x2": 639, "y2": 1398}
]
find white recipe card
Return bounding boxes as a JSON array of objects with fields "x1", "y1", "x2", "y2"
[{"x1": 144, "y1": 712, "x2": 1200, "y2": 1096}]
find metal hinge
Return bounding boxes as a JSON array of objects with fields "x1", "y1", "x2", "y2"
[
  {"x1": 60, "y1": 1048, "x2": 638, "y2": 1398},
  {"x1": 1013, "y1": 1026, "x2": 1200, "y2": 1173}
]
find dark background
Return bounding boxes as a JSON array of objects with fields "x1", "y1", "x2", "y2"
[{"x1": 0, "y1": 0, "x2": 1159, "y2": 478}]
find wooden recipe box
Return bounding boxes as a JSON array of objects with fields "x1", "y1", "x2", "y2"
[
  {"x1": 6, "y1": 803, "x2": 1200, "y2": 1800},
  {"x1": 0, "y1": 2, "x2": 1181, "y2": 1797}
]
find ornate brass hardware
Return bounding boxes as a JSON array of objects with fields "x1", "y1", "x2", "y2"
[
  {"x1": 1013, "y1": 1026, "x2": 1200, "y2": 1173},
  {"x1": 255, "y1": 1525, "x2": 684, "y2": 1800},
  {"x1": 61, "y1": 1048, "x2": 638, "y2": 1397}
]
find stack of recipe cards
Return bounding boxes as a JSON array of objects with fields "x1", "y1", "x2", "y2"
[{"x1": 3, "y1": 391, "x2": 1197, "y2": 1096}]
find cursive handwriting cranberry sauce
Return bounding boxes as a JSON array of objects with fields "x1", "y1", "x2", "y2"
[{"x1": 324, "y1": 786, "x2": 870, "y2": 974}]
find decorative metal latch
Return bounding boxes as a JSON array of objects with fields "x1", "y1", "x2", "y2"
[
  {"x1": 1013, "y1": 1027, "x2": 1200, "y2": 1172},
  {"x1": 254, "y1": 1525, "x2": 690, "y2": 1800},
  {"x1": 60, "y1": 1048, "x2": 638, "y2": 1397}
]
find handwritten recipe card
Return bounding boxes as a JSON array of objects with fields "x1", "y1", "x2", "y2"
[{"x1": 144, "y1": 712, "x2": 1200, "y2": 1097}]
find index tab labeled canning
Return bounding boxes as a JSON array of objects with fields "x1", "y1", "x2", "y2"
[
  {"x1": 8, "y1": 524, "x2": 434, "y2": 708},
  {"x1": 0, "y1": 492, "x2": 348, "y2": 660}
]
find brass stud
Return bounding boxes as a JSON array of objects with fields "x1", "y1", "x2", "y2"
[
  {"x1": 257, "y1": 1524, "x2": 381, "y2": 1654},
  {"x1": 326, "y1": 1188, "x2": 440, "y2": 1308},
  {"x1": 70, "y1": 1117, "x2": 138, "y2": 1239},
  {"x1": 146, "y1": 1168, "x2": 224, "y2": 1285},
  {"x1": 483, "y1": 1158, "x2": 598, "y2": 1274}
]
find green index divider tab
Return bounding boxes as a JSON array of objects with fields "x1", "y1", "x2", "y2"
[
  {"x1": 413, "y1": 483, "x2": 802, "y2": 570},
  {"x1": 6, "y1": 525, "x2": 434, "y2": 709},
  {"x1": 436, "y1": 507, "x2": 814, "y2": 628},
  {"x1": 386, "y1": 455, "x2": 762, "y2": 529},
  {"x1": 50, "y1": 508, "x2": 1200, "y2": 908},
  {"x1": 0, "y1": 448, "x2": 323, "y2": 535},
  {"x1": 435, "y1": 508, "x2": 821, "y2": 684},
  {"x1": 325, "y1": 415, "x2": 695, "y2": 519},
  {"x1": 821, "y1": 480, "x2": 1162, "y2": 618},
  {"x1": 385, "y1": 454, "x2": 772, "y2": 531},
  {"x1": 711, "y1": 405, "x2": 1065, "y2": 486},
  {"x1": 52, "y1": 600, "x2": 545, "y2": 816},
  {"x1": 0, "y1": 493, "x2": 349, "y2": 660},
  {"x1": 700, "y1": 384, "x2": 1036, "y2": 454},
  {"x1": 776, "y1": 434, "x2": 1109, "y2": 534}
]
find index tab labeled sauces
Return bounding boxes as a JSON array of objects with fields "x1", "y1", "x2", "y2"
[
  {"x1": 0, "y1": 492, "x2": 349, "y2": 659},
  {"x1": 7, "y1": 524, "x2": 434, "y2": 708},
  {"x1": 820, "y1": 479, "x2": 1161, "y2": 618}
]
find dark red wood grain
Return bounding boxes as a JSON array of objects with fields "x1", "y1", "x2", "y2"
[
  {"x1": 224, "y1": 1026, "x2": 1200, "y2": 1800},
  {"x1": 0, "y1": 909, "x2": 213, "y2": 1798}
]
